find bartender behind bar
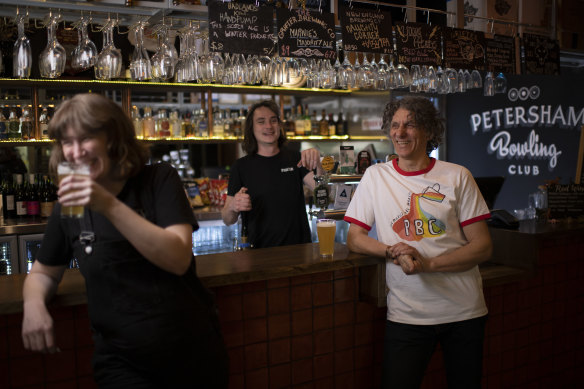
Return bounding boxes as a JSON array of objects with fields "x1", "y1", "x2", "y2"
[{"x1": 222, "y1": 100, "x2": 323, "y2": 248}]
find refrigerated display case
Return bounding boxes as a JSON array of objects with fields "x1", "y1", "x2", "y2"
[
  {"x1": 18, "y1": 233, "x2": 44, "y2": 274},
  {"x1": 0, "y1": 236, "x2": 18, "y2": 275}
]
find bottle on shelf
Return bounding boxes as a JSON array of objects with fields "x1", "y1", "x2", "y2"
[
  {"x1": 336, "y1": 112, "x2": 348, "y2": 136},
  {"x1": 197, "y1": 109, "x2": 208, "y2": 137},
  {"x1": 156, "y1": 108, "x2": 171, "y2": 138},
  {"x1": 236, "y1": 108, "x2": 246, "y2": 137},
  {"x1": 15, "y1": 173, "x2": 27, "y2": 222},
  {"x1": 223, "y1": 109, "x2": 234, "y2": 137},
  {"x1": 40, "y1": 175, "x2": 56, "y2": 219},
  {"x1": 7, "y1": 107, "x2": 21, "y2": 140},
  {"x1": 19, "y1": 106, "x2": 34, "y2": 140},
  {"x1": 39, "y1": 107, "x2": 50, "y2": 140},
  {"x1": 142, "y1": 106, "x2": 156, "y2": 138},
  {"x1": 284, "y1": 110, "x2": 295, "y2": 137},
  {"x1": 169, "y1": 110, "x2": 182, "y2": 138},
  {"x1": 26, "y1": 173, "x2": 40, "y2": 221},
  {"x1": 232, "y1": 110, "x2": 242, "y2": 137},
  {"x1": 328, "y1": 113, "x2": 336, "y2": 136},
  {"x1": 182, "y1": 111, "x2": 194, "y2": 138},
  {"x1": 131, "y1": 105, "x2": 142, "y2": 138},
  {"x1": 2, "y1": 174, "x2": 16, "y2": 220},
  {"x1": 319, "y1": 109, "x2": 329, "y2": 136},
  {"x1": 212, "y1": 108, "x2": 224, "y2": 138},
  {"x1": 0, "y1": 110, "x2": 8, "y2": 139},
  {"x1": 294, "y1": 105, "x2": 305, "y2": 136}
]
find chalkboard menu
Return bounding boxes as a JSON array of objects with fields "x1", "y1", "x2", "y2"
[
  {"x1": 208, "y1": 1, "x2": 275, "y2": 56},
  {"x1": 485, "y1": 34, "x2": 516, "y2": 74},
  {"x1": 276, "y1": 8, "x2": 336, "y2": 59},
  {"x1": 339, "y1": 6, "x2": 393, "y2": 54},
  {"x1": 443, "y1": 27, "x2": 486, "y2": 70},
  {"x1": 394, "y1": 22, "x2": 442, "y2": 67},
  {"x1": 547, "y1": 184, "x2": 584, "y2": 219},
  {"x1": 522, "y1": 33, "x2": 560, "y2": 75}
]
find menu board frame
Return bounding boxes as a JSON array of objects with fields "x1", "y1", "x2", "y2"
[
  {"x1": 208, "y1": 0, "x2": 275, "y2": 56},
  {"x1": 339, "y1": 6, "x2": 393, "y2": 54},
  {"x1": 394, "y1": 22, "x2": 442, "y2": 67},
  {"x1": 276, "y1": 8, "x2": 337, "y2": 60},
  {"x1": 521, "y1": 33, "x2": 560, "y2": 75},
  {"x1": 443, "y1": 27, "x2": 486, "y2": 70}
]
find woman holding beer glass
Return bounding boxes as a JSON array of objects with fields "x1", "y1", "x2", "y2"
[
  {"x1": 344, "y1": 96, "x2": 492, "y2": 389},
  {"x1": 21, "y1": 93, "x2": 228, "y2": 388}
]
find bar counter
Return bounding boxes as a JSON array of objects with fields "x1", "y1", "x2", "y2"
[{"x1": 1, "y1": 221, "x2": 582, "y2": 389}]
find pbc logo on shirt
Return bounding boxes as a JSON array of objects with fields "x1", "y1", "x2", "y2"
[{"x1": 281, "y1": 167, "x2": 294, "y2": 173}]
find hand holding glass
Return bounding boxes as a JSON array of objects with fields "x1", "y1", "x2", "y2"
[
  {"x1": 316, "y1": 219, "x2": 336, "y2": 257},
  {"x1": 58, "y1": 162, "x2": 90, "y2": 218}
]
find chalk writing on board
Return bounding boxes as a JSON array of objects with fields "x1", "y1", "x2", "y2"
[
  {"x1": 443, "y1": 27, "x2": 486, "y2": 70},
  {"x1": 276, "y1": 8, "x2": 336, "y2": 59},
  {"x1": 394, "y1": 22, "x2": 442, "y2": 67},
  {"x1": 485, "y1": 35, "x2": 515, "y2": 74},
  {"x1": 209, "y1": 1, "x2": 275, "y2": 56},
  {"x1": 522, "y1": 33, "x2": 560, "y2": 75},
  {"x1": 340, "y1": 7, "x2": 393, "y2": 54}
]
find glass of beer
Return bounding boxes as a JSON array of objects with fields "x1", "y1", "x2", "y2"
[
  {"x1": 57, "y1": 162, "x2": 90, "y2": 218},
  {"x1": 316, "y1": 219, "x2": 336, "y2": 257}
]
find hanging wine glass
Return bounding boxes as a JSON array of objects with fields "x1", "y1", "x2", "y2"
[
  {"x1": 353, "y1": 54, "x2": 362, "y2": 88},
  {"x1": 457, "y1": 69, "x2": 466, "y2": 92},
  {"x1": 258, "y1": 55, "x2": 271, "y2": 85},
  {"x1": 39, "y1": 12, "x2": 66, "y2": 78},
  {"x1": 71, "y1": 16, "x2": 97, "y2": 71},
  {"x1": 396, "y1": 63, "x2": 410, "y2": 88},
  {"x1": 129, "y1": 21, "x2": 152, "y2": 81},
  {"x1": 95, "y1": 18, "x2": 122, "y2": 80},
  {"x1": 387, "y1": 58, "x2": 397, "y2": 89},
  {"x1": 197, "y1": 32, "x2": 212, "y2": 83},
  {"x1": 209, "y1": 46, "x2": 224, "y2": 84},
  {"x1": 483, "y1": 71, "x2": 494, "y2": 96},
  {"x1": 221, "y1": 53, "x2": 233, "y2": 85},
  {"x1": 338, "y1": 52, "x2": 355, "y2": 89},
  {"x1": 187, "y1": 25, "x2": 200, "y2": 82},
  {"x1": 175, "y1": 26, "x2": 191, "y2": 82},
  {"x1": 13, "y1": 12, "x2": 32, "y2": 79},
  {"x1": 151, "y1": 24, "x2": 177, "y2": 81},
  {"x1": 419, "y1": 65, "x2": 429, "y2": 92},
  {"x1": 375, "y1": 54, "x2": 388, "y2": 91},
  {"x1": 319, "y1": 59, "x2": 335, "y2": 89},
  {"x1": 233, "y1": 53, "x2": 248, "y2": 85},
  {"x1": 436, "y1": 66, "x2": 448, "y2": 94},
  {"x1": 494, "y1": 72, "x2": 507, "y2": 94},
  {"x1": 247, "y1": 55, "x2": 260, "y2": 85},
  {"x1": 445, "y1": 68, "x2": 458, "y2": 93},
  {"x1": 463, "y1": 69, "x2": 472, "y2": 89},
  {"x1": 426, "y1": 66, "x2": 437, "y2": 93},
  {"x1": 471, "y1": 69, "x2": 482, "y2": 88},
  {"x1": 409, "y1": 64, "x2": 421, "y2": 93}
]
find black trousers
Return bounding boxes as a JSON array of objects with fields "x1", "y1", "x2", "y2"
[{"x1": 381, "y1": 315, "x2": 487, "y2": 389}]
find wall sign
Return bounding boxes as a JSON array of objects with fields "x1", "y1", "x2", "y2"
[
  {"x1": 394, "y1": 22, "x2": 442, "y2": 67},
  {"x1": 276, "y1": 8, "x2": 336, "y2": 59},
  {"x1": 339, "y1": 6, "x2": 393, "y2": 54},
  {"x1": 485, "y1": 34, "x2": 516, "y2": 74},
  {"x1": 547, "y1": 184, "x2": 584, "y2": 219},
  {"x1": 522, "y1": 33, "x2": 560, "y2": 75},
  {"x1": 208, "y1": 0, "x2": 275, "y2": 56},
  {"x1": 446, "y1": 74, "x2": 584, "y2": 212},
  {"x1": 443, "y1": 27, "x2": 486, "y2": 70}
]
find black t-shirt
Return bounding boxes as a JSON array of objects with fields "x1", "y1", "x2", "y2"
[
  {"x1": 38, "y1": 162, "x2": 197, "y2": 267},
  {"x1": 227, "y1": 147, "x2": 312, "y2": 248}
]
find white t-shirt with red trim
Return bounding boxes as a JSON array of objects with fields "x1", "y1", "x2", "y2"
[{"x1": 344, "y1": 158, "x2": 491, "y2": 325}]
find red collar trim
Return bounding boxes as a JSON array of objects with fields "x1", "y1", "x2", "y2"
[{"x1": 392, "y1": 157, "x2": 436, "y2": 176}]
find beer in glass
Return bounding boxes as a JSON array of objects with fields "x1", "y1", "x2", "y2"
[
  {"x1": 316, "y1": 219, "x2": 336, "y2": 257},
  {"x1": 57, "y1": 162, "x2": 90, "y2": 218}
]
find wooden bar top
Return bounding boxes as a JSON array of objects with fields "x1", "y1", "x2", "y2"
[{"x1": 0, "y1": 242, "x2": 531, "y2": 314}]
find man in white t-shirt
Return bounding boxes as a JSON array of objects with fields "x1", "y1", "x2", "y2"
[{"x1": 344, "y1": 96, "x2": 492, "y2": 389}]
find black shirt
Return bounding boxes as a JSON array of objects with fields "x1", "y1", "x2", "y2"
[{"x1": 227, "y1": 147, "x2": 312, "y2": 248}]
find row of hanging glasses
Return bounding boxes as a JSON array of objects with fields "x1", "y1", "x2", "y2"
[{"x1": 11, "y1": 12, "x2": 504, "y2": 96}]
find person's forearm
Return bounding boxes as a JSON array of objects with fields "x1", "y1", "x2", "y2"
[
  {"x1": 23, "y1": 272, "x2": 60, "y2": 306},
  {"x1": 221, "y1": 206, "x2": 239, "y2": 225},
  {"x1": 427, "y1": 238, "x2": 492, "y2": 273},
  {"x1": 101, "y1": 197, "x2": 193, "y2": 275},
  {"x1": 347, "y1": 231, "x2": 388, "y2": 258}
]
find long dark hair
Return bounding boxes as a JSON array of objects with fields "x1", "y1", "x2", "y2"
[
  {"x1": 241, "y1": 100, "x2": 287, "y2": 155},
  {"x1": 382, "y1": 96, "x2": 445, "y2": 154},
  {"x1": 48, "y1": 93, "x2": 150, "y2": 180}
]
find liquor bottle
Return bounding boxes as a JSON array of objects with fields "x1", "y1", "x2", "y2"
[
  {"x1": 328, "y1": 113, "x2": 336, "y2": 136},
  {"x1": 232, "y1": 110, "x2": 242, "y2": 137},
  {"x1": 131, "y1": 105, "x2": 142, "y2": 138},
  {"x1": 2, "y1": 174, "x2": 16, "y2": 220},
  {"x1": 39, "y1": 107, "x2": 50, "y2": 140},
  {"x1": 0, "y1": 110, "x2": 8, "y2": 139},
  {"x1": 15, "y1": 174, "x2": 27, "y2": 222},
  {"x1": 19, "y1": 106, "x2": 34, "y2": 140},
  {"x1": 238, "y1": 212, "x2": 251, "y2": 250},
  {"x1": 303, "y1": 106, "x2": 312, "y2": 136},
  {"x1": 40, "y1": 176, "x2": 55, "y2": 219},
  {"x1": 142, "y1": 106, "x2": 156, "y2": 138},
  {"x1": 182, "y1": 111, "x2": 194, "y2": 138},
  {"x1": 319, "y1": 109, "x2": 329, "y2": 136},
  {"x1": 7, "y1": 107, "x2": 20, "y2": 139},
  {"x1": 223, "y1": 109, "x2": 233, "y2": 137},
  {"x1": 311, "y1": 110, "x2": 319, "y2": 136},
  {"x1": 169, "y1": 110, "x2": 182, "y2": 137},
  {"x1": 26, "y1": 174, "x2": 40, "y2": 220},
  {"x1": 156, "y1": 108, "x2": 171, "y2": 138},
  {"x1": 336, "y1": 112, "x2": 348, "y2": 136},
  {"x1": 294, "y1": 105, "x2": 305, "y2": 136},
  {"x1": 237, "y1": 108, "x2": 246, "y2": 137},
  {"x1": 198, "y1": 109, "x2": 209, "y2": 137},
  {"x1": 284, "y1": 110, "x2": 295, "y2": 137},
  {"x1": 212, "y1": 108, "x2": 224, "y2": 138}
]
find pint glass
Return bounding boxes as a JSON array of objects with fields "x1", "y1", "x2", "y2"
[
  {"x1": 57, "y1": 162, "x2": 90, "y2": 218},
  {"x1": 316, "y1": 219, "x2": 336, "y2": 257}
]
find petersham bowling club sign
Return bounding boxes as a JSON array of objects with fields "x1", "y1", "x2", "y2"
[{"x1": 446, "y1": 74, "x2": 584, "y2": 211}]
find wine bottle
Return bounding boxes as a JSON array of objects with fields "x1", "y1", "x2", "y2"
[
  {"x1": 26, "y1": 174, "x2": 40, "y2": 220},
  {"x1": 15, "y1": 174, "x2": 28, "y2": 222},
  {"x1": 2, "y1": 174, "x2": 16, "y2": 220}
]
